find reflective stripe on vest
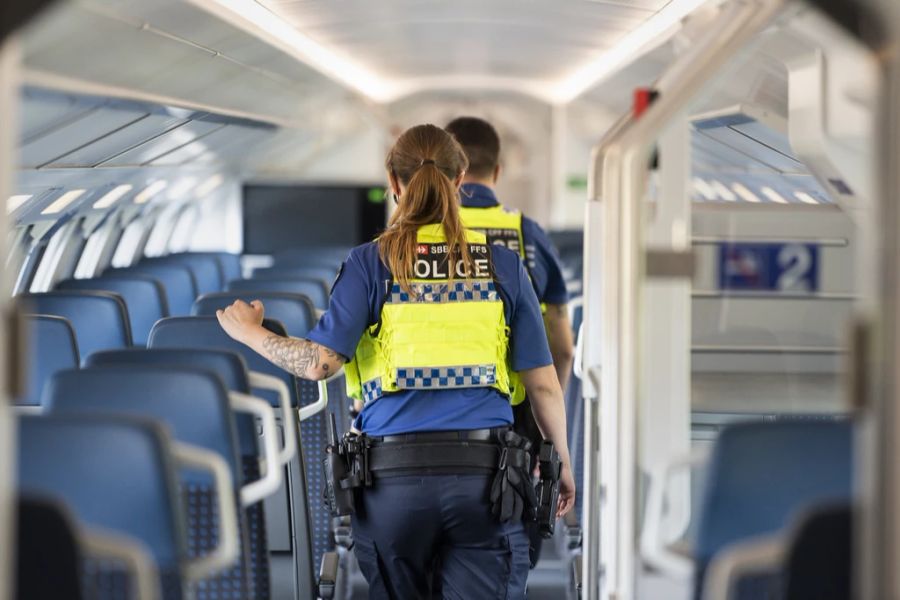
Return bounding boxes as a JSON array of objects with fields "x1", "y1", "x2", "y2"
[{"x1": 345, "y1": 224, "x2": 518, "y2": 406}]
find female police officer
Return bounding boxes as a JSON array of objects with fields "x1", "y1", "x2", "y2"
[{"x1": 217, "y1": 124, "x2": 575, "y2": 599}]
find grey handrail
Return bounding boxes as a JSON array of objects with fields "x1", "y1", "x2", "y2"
[{"x1": 580, "y1": 1, "x2": 788, "y2": 598}]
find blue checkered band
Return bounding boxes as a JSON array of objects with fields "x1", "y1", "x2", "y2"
[
  {"x1": 362, "y1": 378, "x2": 383, "y2": 404},
  {"x1": 389, "y1": 281, "x2": 498, "y2": 304},
  {"x1": 395, "y1": 365, "x2": 497, "y2": 390}
]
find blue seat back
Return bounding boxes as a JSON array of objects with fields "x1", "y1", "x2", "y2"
[
  {"x1": 83, "y1": 349, "x2": 270, "y2": 599},
  {"x1": 149, "y1": 316, "x2": 302, "y2": 408},
  {"x1": 193, "y1": 292, "x2": 316, "y2": 337},
  {"x1": 19, "y1": 315, "x2": 79, "y2": 407},
  {"x1": 694, "y1": 419, "x2": 853, "y2": 598},
  {"x1": 107, "y1": 264, "x2": 196, "y2": 316},
  {"x1": 44, "y1": 366, "x2": 255, "y2": 598},
  {"x1": 18, "y1": 292, "x2": 132, "y2": 361},
  {"x1": 143, "y1": 255, "x2": 222, "y2": 295},
  {"x1": 17, "y1": 415, "x2": 187, "y2": 590},
  {"x1": 227, "y1": 277, "x2": 327, "y2": 310},
  {"x1": 272, "y1": 247, "x2": 349, "y2": 270},
  {"x1": 252, "y1": 266, "x2": 337, "y2": 283},
  {"x1": 45, "y1": 365, "x2": 242, "y2": 482},
  {"x1": 190, "y1": 252, "x2": 242, "y2": 282},
  {"x1": 56, "y1": 275, "x2": 168, "y2": 345}
]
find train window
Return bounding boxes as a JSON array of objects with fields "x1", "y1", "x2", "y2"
[
  {"x1": 29, "y1": 219, "x2": 84, "y2": 292},
  {"x1": 142, "y1": 205, "x2": 183, "y2": 258},
  {"x1": 167, "y1": 205, "x2": 199, "y2": 253},
  {"x1": 110, "y1": 219, "x2": 150, "y2": 268}
]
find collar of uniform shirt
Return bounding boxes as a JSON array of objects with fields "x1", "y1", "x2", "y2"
[{"x1": 460, "y1": 182, "x2": 500, "y2": 208}]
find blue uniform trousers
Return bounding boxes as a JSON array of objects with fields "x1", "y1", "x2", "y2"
[{"x1": 352, "y1": 473, "x2": 530, "y2": 599}]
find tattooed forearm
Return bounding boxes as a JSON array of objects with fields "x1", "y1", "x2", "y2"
[
  {"x1": 261, "y1": 335, "x2": 320, "y2": 379},
  {"x1": 259, "y1": 335, "x2": 346, "y2": 380}
]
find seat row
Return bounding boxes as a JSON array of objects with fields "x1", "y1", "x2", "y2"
[{"x1": 13, "y1": 249, "x2": 353, "y2": 600}]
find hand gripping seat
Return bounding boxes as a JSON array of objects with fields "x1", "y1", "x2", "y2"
[
  {"x1": 56, "y1": 275, "x2": 168, "y2": 345},
  {"x1": 193, "y1": 288, "x2": 351, "y2": 493},
  {"x1": 227, "y1": 277, "x2": 328, "y2": 311},
  {"x1": 142, "y1": 255, "x2": 223, "y2": 295},
  {"x1": 695, "y1": 419, "x2": 853, "y2": 600},
  {"x1": 148, "y1": 316, "x2": 336, "y2": 599},
  {"x1": 16, "y1": 315, "x2": 78, "y2": 408},
  {"x1": 107, "y1": 264, "x2": 197, "y2": 316},
  {"x1": 86, "y1": 348, "x2": 296, "y2": 600},
  {"x1": 17, "y1": 414, "x2": 192, "y2": 600},
  {"x1": 193, "y1": 291, "x2": 316, "y2": 338},
  {"x1": 44, "y1": 366, "x2": 268, "y2": 600},
  {"x1": 18, "y1": 291, "x2": 131, "y2": 361}
]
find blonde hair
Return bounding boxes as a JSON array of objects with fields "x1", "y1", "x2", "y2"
[{"x1": 380, "y1": 124, "x2": 472, "y2": 291}]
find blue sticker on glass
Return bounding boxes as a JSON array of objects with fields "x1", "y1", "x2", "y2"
[{"x1": 718, "y1": 243, "x2": 819, "y2": 292}]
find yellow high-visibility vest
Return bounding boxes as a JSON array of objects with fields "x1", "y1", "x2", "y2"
[{"x1": 345, "y1": 224, "x2": 525, "y2": 405}]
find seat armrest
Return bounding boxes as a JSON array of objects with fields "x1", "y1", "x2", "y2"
[
  {"x1": 572, "y1": 554, "x2": 582, "y2": 599},
  {"x1": 332, "y1": 515, "x2": 353, "y2": 549},
  {"x1": 318, "y1": 551, "x2": 340, "y2": 600},
  {"x1": 563, "y1": 511, "x2": 582, "y2": 551},
  {"x1": 703, "y1": 534, "x2": 785, "y2": 600}
]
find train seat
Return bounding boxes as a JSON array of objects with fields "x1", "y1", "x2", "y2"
[
  {"x1": 18, "y1": 291, "x2": 132, "y2": 361},
  {"x1": 17, "y1": 414, "x2": 190, "y2": 600},
  {"x1": 695, "y1": 420, "x2": 853, "y2": 600},
  {"x1": 85, "y1": 348, "x2": 290, "y2": 600},
  {"x1": 193, "y1": 291, "x2": 316, "y2": 337},
  {"x1": 228, "y1": 277, "x2": 328, "y2": 311},
  {"x1": 107, "y1": 264, "x2": 197, "y2": 316},
  {"x1": 142, "y1": 254, "x2": 223, "y2": 295},
  {"x1": 56, "y1": 275, "x2": 168, "y2": 345},
  {"x1": 44, "y1": 365, "x2": 262, "y2": 599},
  {"x1": 187, "y1": 252, "x2": 243, "y2": 283},
  {"x1": 272, "y1": 247, "x2": 349, "y2": 271},
  {"x1": 252, "y1": 265, "x2": 337, "y2": 284},
  {"x1": 17, "y1": 314, "x2": 79, "y2": 407},
  {"x1": 148, "y1": 316, "x2": 337, "y2": 599}
]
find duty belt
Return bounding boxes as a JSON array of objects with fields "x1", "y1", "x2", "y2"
[{"x1": 368, "y1": 428, "x2": 506, "y2": 475}]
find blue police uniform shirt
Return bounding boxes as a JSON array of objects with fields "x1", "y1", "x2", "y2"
[
  {"x1": 460, "y1": 183, "x2": 569, "y2": 305},
  {"x1": 306, "y1": 240, "x2": 553, "y2": 436}
]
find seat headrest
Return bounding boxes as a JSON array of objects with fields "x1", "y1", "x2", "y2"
[
  {"x1": 227, "y1": 278, "x2": 327, "y2": 309},
  {"x1": 149, "y1": 316, "x2": 300, "y2": 408},
  {"x1": 18, "y1": 292, "x2": 131, "y2": 360}
]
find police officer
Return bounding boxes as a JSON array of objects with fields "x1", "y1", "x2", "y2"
[
  {"x1": 446, "y1": 117, "x2": 574, "y2": 397},
  {"x1": 216, "y1": 124, "x2": 575, "y2": 599}
]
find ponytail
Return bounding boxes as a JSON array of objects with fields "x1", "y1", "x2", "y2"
[{"x1": 379, "y1": 125, "x2": 472, "y2": 292}]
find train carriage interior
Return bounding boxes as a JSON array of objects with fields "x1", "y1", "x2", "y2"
[{"x1": 1, "y1": 0, "x2": 899, "y2": 599}]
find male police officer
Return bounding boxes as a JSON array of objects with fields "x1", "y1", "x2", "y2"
[
  {"x1": 447, "y1": 116, "x2": 574, "y2": 565},
  {"x1": 447, "y1": 116, "x2": 574, "y2": 409}
]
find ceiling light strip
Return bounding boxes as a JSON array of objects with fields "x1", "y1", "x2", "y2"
[
  {"x1": 93, "y1": 185, "x2": 134, "y2": 209},
  {"x1": 550, "y1": 0, "x2": 715, "y2": 103},
  {"x1": 41, "y1": 190, "x2": 86, "y2": 215},
  {"x1": 191, "y1": 0, "x2": 396, "y2": 102}
]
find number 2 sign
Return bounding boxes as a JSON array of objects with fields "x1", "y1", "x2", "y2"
[{"x1": 718, "y1": 242, "x2": 819, "y2": 292}]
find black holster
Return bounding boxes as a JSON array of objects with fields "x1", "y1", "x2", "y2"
[
  {"x1": 534, "y1": 441, "x2": 562, "y2": 538},
  {"x1": 489, "y1": 430, "x2": 538, "y2": 523},
  {"x1": 322, "y1": 415, "x2": 372, "y2": 517}
]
